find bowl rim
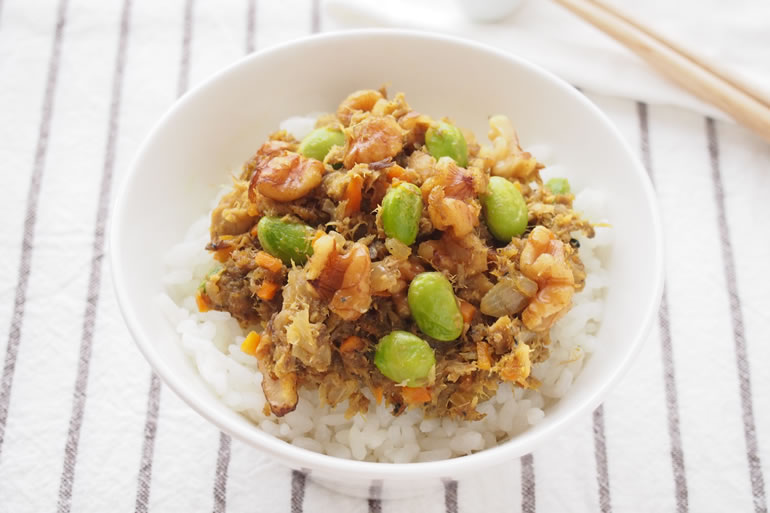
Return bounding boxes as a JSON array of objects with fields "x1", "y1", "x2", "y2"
[{"x1": 110, "y1": 28, "x2": 664, "y2": 480}]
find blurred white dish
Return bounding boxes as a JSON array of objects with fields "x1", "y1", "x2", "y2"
[{"x1": 456, "y1": 0, "x2": 524, "y2": 22}]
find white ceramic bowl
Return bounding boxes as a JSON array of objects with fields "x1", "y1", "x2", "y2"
[{"x1": 111, "y1": 29, "x2": 663, "y2": 498}]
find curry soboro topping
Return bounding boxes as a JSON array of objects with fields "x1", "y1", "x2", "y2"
[{"x1": 199, "y1": 89, "x2": 595, "y2": 421}]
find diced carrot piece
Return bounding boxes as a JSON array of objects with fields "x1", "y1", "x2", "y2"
[
  {"x1": 254, "y1": 251, "x2": 283, "y2": 273},
  {"x1": 459, "y1": 299, "x2": 476, "y2": 324},
  {"x1": 340, "y1": 335, "x2": 364, "y2": 353},
  {"x1": 386, "y1": 165, "x2": 405, "y2": 180},
  {"x1": 213, "y1": 246, "x2": 235, "y2": 263},
  {"x1": 476, "y1": 341, "x2": 492, "y2": 371},
  {"x1": 256, "y1": 280, "x2": 280, "y2": 301},
  {"x1": 195, "y1": 290, "x2": 210, "y2": 313},
  {"x1": 240, "y1": 331, "x2": 261, "y2": 356},
  {"x1": 344, "y1": 174, "x2": 363, "y2": 217},
  {"x1": 387, "y1": 164, "x2": 415, "y2": 183},
  {"x1": 401, "y1": 386, "x2": 432, "y2": 405},
  {"x1": 372, "y1": 386, "x2": 384, "y2": 405}
]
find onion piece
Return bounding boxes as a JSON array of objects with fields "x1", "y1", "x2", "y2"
[
  {"x1": 370, "y1": 260, "x2": 400, "y2": 294},
  {"x1": 480, "y1": 278, "x2": 529, "y2": 317},
  {"x1": 514, "y1": 274, "x2": 538, "y2": 297}
]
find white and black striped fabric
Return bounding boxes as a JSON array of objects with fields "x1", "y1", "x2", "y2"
[{"x1": 0, "y1": 1, "x2": 767, "y2": 512}]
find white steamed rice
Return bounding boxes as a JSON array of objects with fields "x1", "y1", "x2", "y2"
[{"x1": 157, "y1": 122, "x2": 611, "y2": 463}]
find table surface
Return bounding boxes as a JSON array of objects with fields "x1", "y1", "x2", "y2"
[{"x1": 0, "y1": 1, "x2": 768, "y2": 512}]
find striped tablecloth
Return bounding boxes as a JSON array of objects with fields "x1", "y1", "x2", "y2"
[{"x1": 1, "y1": 1, "x2": 767, "y2": 512}]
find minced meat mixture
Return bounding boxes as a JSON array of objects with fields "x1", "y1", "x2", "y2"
[{"x1": 197, "y1": 88, "x2": 595, "y2": 421}]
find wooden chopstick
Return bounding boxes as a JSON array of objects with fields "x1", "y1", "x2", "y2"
[
  {"x1": 577, "y1": 0, "x2": 770, "y2": 110},
  {"x1": 552, "y1": 0, "x2": 770, "y2": 143}
]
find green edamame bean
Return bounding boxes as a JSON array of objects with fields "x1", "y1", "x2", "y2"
[
  {"x1": 481, "y1": 176, "x2": 528, "y2": 242},
  {"x1": 546, "y1": 177, "x2": 571, "y2": 195},
  {"x1": 298, "y1": 127, "x2": 345, "y2": 162},
  {"x1": 424, "y1": 121, "x2": 468, "y2": 167},
  {"x1": 407, "y1": 272, "x2": 463, "y2": 341},
  {"x1": 256, "y1": 216, "x2": 314, "y2": 266},
  {"x1": 381, "y1": 182, "x2": 423, "y2": 245},
  {"x1": 374, "y1": 330, "x2": 436, "y2": 386}
]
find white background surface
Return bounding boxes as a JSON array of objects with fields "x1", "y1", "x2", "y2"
[{"x1": 0, "y1": 1, "x2": 767, "y2": 512}]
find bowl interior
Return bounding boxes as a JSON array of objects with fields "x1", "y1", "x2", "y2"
[{"x1": 111, "y1": 30, "x2": 662, "y2": 482}]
